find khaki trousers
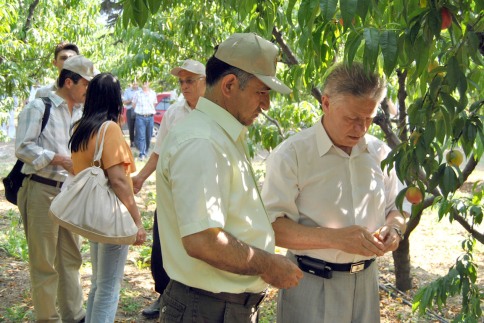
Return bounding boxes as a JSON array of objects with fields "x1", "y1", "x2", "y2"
[
  {"x1": 277, "y1": 252, "x2": 380, "y2": 323},
  {"x1": 18, "y1": 177, "x2": 85, "y2": 323}
]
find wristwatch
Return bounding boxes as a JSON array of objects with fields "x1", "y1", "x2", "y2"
[{"x1": 393, "y1": 227, "x2": 405, "y2": 240}]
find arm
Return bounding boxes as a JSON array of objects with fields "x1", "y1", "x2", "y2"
[
  {"x1": 272, "y1": 217, "x2": 386, "y2": 257},
  {"x1": 132, "y1": 152, "x2": 158, "y2": 194},
  {"x1": 16, "y1": 100, "x2": 72, "y2": 173},
  {"x1": 106, "y1": 163, "x2": 146, "y2": 245},
  {"x1": 182, "y1": 227, "x2": 303, "y2": 289},
  {"x1": 373, "y1": 210, "x2": 408, "y2": 253}
]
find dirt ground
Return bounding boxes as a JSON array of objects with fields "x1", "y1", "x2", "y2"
[{"x1": 0, "y1": 140, "x2": 482, "y2": 322}]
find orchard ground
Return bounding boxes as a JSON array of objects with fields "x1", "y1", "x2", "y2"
[{"x1": 0, "y1": 138, "x2": 483, "y2": 322}]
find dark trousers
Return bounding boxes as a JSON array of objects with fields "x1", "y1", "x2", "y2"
[
  {"x1": 152, "y1": 209, "x2": 170, "y2": 294},
  {"x1": 160, "y1": 281, "x2": 259, "y2": 323},
  {"x1": 126, "y1": 108, "x2": 136, "y2": 145}
]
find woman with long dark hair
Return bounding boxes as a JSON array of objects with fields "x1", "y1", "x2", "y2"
[{"x1": 70, "y1": 73, "x2": 146, "y2": 322}]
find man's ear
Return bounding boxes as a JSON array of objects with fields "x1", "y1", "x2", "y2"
[
  {"x1": 220, "y1": 74, "x2": 237, "y2": 97},
  {"x1": 63, "y1": 78, "x2": 73, "y2": 89},
  {"x1": 321, "y1": 95, "x2": 330, "y2": 114}
]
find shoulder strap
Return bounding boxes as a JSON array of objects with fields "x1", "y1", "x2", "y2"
[
  {"x1": 39, "y1": 97, "x2": 52, "y2": 133},
  {"x1": 93, "y1": 121, "x2": 112, "y2": 164}
]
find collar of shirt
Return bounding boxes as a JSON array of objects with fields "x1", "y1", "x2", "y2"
[
  {"x1": 195, "y1": 97, "x2": 247, "y2": 143},
  {"x1": 316, "y1": 118, "x2": 371, "y2": 158}
]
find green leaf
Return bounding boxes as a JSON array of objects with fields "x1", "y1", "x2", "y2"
[
  {"x1": 132, "y1": 0, "x2": 149, "y2": 27},
  {"x1": 319, "y1": 0, "x2": 337, "y2": 22},
  {"x1": 355, "y1": 0, "x2": 370, "y2": 23},
  {"x1": 340, "y1": 0, "x2": 358, "y2": 30},
  {"x1": 298, "y1": 0, "x2": 319, "y2": 29},
  {"x1": 145, "y1": 0, "x2": 162, "y2": 14},
  {"x1": 379, "y1": 30, "x2": 398, "y2": 77},
  {"x1": 363, "y1": 27, "x2": 379, "y2": 71},
  {"x1": 345, "y1": 31, "x2": 363, "y2": 65}
]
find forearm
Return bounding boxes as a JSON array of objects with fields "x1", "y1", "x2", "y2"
[
  {"x1": 108, "y1": 166, "x2": 142, "y2": 227},
  {"x1": 385, "y1": 210, "x2": 408, "y2": 233},
  {"x1": 272, "y1": 216, "x2": 335, "y2": 250},
  {"x1": 137, "y1": 153, "x2": 158, "y2": 182},
  {"x1": 182, "y1": 228, "x2": 275, "y2": 276}
]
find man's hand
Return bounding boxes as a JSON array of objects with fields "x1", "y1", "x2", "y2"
[
  {"x1": 51, "y1": 154, "x2": 74, "y2": 174},
  {"x1": 260, "y1": 254, "x2": 303, "y2": 289},
  {"x1": 373, "y1": 225, "x2": 402, "y2": 253},
  {"x1": 332, "y1": 225, "x2": 386, "y2": 257},
  {"x1": 132, "y1": 174, "x2": 143, "y2": 194}
]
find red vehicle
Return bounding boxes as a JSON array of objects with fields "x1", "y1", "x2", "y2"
[{"x1": 122, "y1": 92, "x2": 173, "y2": 137}]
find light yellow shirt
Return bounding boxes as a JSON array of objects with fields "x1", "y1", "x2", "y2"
[
  {"x1": 262, "y1": 119, "x2": 399, "y2": 264},
  {"x1": 156, "y1": 97, "x2": 274, "y2": 293}
]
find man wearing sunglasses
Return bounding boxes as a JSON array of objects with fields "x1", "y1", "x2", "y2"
[{"x1": 132, "y1": 59, "x2": 206, "y2": 319}]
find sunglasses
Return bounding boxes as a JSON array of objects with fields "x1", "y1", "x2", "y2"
[{"x1": 178, "y1": 77, "x2": 204, "y2": 86}]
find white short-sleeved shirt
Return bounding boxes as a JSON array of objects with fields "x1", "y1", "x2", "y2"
[
  {"x1": 133, "y1": 90, "x2": 156, "y2": 115},
  {"x1": 156, "y1": 97, "x2": 274, "y2": 293},
  {"x1": 262, "y1": 119, "x2": 399, "y2": 264},
  {"x1": 153, "y1": 99, "x2": 192, "y2": 155}
]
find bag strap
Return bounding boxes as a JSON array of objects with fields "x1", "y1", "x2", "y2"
[
  {"x1": 39, "y1": 97, "x2": 52, "y2": 133},
  {"x1": 93, "y1": 121, "x2": 112, "y2": 165}
]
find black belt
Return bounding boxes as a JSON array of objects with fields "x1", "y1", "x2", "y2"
[
  {"x1": 173, "y1": 281, "x2": 265, "y2": 307},
  {"x1": 30, "y1": 174, "x2": 63, "y2": 188},
  {"x1": 296, "y1": 255, "x2": 375, "y2": 279},
  {"x1": 136, "y1": 113, "x2": 153, "y2": 117}
]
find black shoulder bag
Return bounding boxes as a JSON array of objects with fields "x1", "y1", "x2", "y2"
[{"x1": 3, "y1": 97, "x2": 52, "y2": 205}]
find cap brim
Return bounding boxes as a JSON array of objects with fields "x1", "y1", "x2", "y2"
[
  {"x1": 170, "y1": 67, "x2": 182, "y2": 76},
  {"x1": 255, "y1": 75, "x2": 291, "y2": 94}
]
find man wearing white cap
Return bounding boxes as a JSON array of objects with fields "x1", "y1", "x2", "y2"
[
  {"x1": 132, "y1": 58, "x2": 206, "y2": 319},
  {"x1": 155, "y1": 33, "x2": 303, "y2": 322},
  {"x1": 16, "y1": 55, "x2": 98, "y2": 323}
]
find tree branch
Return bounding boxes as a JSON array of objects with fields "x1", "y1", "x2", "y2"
[
  {"x1": 22, "y1": 0, "x2": 40, "y2": 42},
  {"x1": 272, "y1": 27, "x2": 322, "y2": 107},
  {"x1": 260, "y1": 111, "x2": 285, "y2": 139}
]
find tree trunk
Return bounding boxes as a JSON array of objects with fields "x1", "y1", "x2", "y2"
[{"x1": 392, "y1": 238, "x2": 412, "y2": 291}]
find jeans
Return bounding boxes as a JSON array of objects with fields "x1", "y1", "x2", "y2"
[
  {"x1": 135, "y1": 115, "x2": 153, "y2": 158},
  {"x1": 86, "y1": 242, "x2": 129, "y2": 323}
]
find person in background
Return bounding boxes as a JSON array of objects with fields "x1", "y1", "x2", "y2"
[
  {"x1": 16, "y1": 55, "x2": 97, "y2": 323},
  {"x1": 261, "y1": 62, "x2": 408, "y2": 323},
  {"x1": 35, "y1": 41, "x2": 80, "y2": 99},
  {"x1": 132, "y1": 59, "x2": 206, "y2": 319},
  {"x1": 122, "y1": 80, "x2": 141, "y2": 147},
  {"x1": 69, "y1": 73, "x2": 147, "y2": 322},
  {"x1": 156, "y1": 33, "x2": 303, "y2": 323},
  {"x1": 132, "y1": 81, "x2": 157, "y2": 161}
]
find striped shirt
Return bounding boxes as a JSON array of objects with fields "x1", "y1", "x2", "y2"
[
  {"x1": 133, "y1": 89, "x2": 156, "y2": 115},
  {"x1": 15, "y1": 92, "x2": 83, "y2": 182}
]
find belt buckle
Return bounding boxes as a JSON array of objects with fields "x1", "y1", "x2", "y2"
[{"x1": 350, "y1": 261, "x2": 365, "y2": 274}]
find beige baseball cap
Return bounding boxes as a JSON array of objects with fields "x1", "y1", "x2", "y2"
[
  {"x1": 170, "y1": 59, "x2": 206, "y2": 76},
  {"x1": 63, "y1": 55, "x2": 99, "y2": 81},
  {"x1": 214, "y1": 33, "x2": 291, "y2": 94}
]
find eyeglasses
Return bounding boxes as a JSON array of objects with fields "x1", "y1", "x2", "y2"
[{"x1": 178, "y1": 77, "x2": 204, "y2": 86}]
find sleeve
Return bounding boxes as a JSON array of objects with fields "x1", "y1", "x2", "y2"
[
  {"x1": 168, "y1": 139, "x2": 230, "y2": 237},
  {"x1": 101, "y1": 122, "x2": 135, "y2": 173},
  {"x1": 15, "y1": 99, "x2": 56, "y2": 170},
  {"x1": 261, "y1": 142, "x2": 301, "y2": 223},
  {"x1": 153, "y1": 105, "x2": 174, "y2": 155}
]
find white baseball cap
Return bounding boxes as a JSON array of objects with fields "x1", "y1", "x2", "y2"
[
  {"x1": 170, "y1": 59, "x2": 206, "y2": 77},
  {"x1": 214, "y1": 33, "x2": 291, "y2": 94}
]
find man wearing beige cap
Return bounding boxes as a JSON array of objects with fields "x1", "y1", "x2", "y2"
[
  {"x1": 155, "y1": 33, "x2": 302, "y2": 322},
  {"x1": 132, "y1": 58, "x2": 206, "y2": 319},
  {"x1": 16, "y1": 55, "x2": 98, "y2": 323}
]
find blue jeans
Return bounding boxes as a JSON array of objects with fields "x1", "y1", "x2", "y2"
[
  {"x1": 135, "y1": 115, "x2": 153, "y2": 157},
  {"x1": 85, "y1": 242, "x2": 129, "y2": 323}
]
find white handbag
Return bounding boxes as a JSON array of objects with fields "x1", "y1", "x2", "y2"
[{"x1": 49, "y1": 121, "x2": 138, "y2": 245}]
